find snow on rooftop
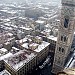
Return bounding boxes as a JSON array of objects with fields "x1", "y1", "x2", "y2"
[
  {"x1": 7, "y1": 11, "x2": 17, "y2": 14},
  {"x1": 22, "y1": 43, "x2": 29, "y2": 49},
  {"x1": 5, "y1": 23, "x2": 10, "y2": 26},
  {"x1": 19, "y1": 17, "x2": 26, "y2": 20},
  {"x1": 0, "y1": 52, "x2": 13, "y2": 61},
  {"x1": 29, "y1": 43, "x2": 38, "y2": 47},
  {"x1": 7, "y1": 33, "x2": 13, "y2": 36},
  {"x1": 4, "y1": 19, "x2": 10, "y2": 22},
  {"x1": 0, "y1": 48, "x2": 7, "y2": 53},
  {"x1": 4, "y1": 50, "x2": 36, "y2": 70},
  {"x1": 12, "y1": 47, "x2": 19, "y2": 51},
  {"x1": 34, "y1": 41, "x2": 50, "y2": 52},
  {"x1": 35, "y1": 20, "x2": 45, "y2": 24},
  {"x1": 0, "y1": 10, "x2": 7, "y2": 12},
  {"x1": 49, "y1": 15, "x2": 58, "y2": 20},
  {"x1": 36, "y1": 36, "x2": 42, "y2": 40},
  {"x1": 19, "y1": 37, "x2": 27, "y2": 44},
  {"x1": 47, "y1": 35, "x2": 57, "y2": 41},
  {"x1": 20, "y1": 27, "x2": 32, "y2": 30}
]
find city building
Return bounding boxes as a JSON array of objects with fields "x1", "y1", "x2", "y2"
[
  {"x1": 0, "y1": 1, "x2": 71, "y2": 75},
  {"x1": 0, "y1": 52, "x2": 13, "y2": 72},
  {"x1": 20, "y1": 36, "x2": 50, "y2": 65},
  {"x1": 4, "y1": 50, "x2": 37, "y2": 75}
]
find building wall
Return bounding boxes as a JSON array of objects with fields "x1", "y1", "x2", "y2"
[{"x1": 36, "y1": 45, "x2": 49, "y2": 65}]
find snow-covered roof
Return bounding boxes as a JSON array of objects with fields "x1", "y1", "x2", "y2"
[
  {"x1": 0, "y1": 52, "x2": 13, "y2": 61},
  {"x1": 35, "y1": 36, "x2": 42, "y2": 40},
  {"x1": 29, "y1": 43, "x2": 38, "y2": 47},
  {"x1": 34, "y1": 41, "x2": 50, "y2": 52},
  {"x1": 5, "y1": 23, "x2": 10, "y2": 26},
  {"x1": 19, "y1": 37, "x2": 27, "y2": 44},
  {"x1": 35, "y1": 20, "x2": 45, "y2": 24},
  {"x1": 4, "y1": 50, "x2": 36, "y2": 71},
  {"x1": 0, "y1": 48, "x2": 7, "y2": 53},
  {"x1": 12, "y1": 47, "x2": 19, "y2": 51},
  {"x1": 47, "y1": 35, "x2": 57, "y2": 41},
  {"x1": 20, "y1": 27, "x2": 32, "y2": 30},
  {"x1": 22, "y1": 43, "x2": 29, "y2": 49},
  {"x1": 4, "y1": 42, "x2": 10, "y2": 45},
  {"x1": 49, "y1": 15, "x2": 58, "y2": 20},
  {"x1": 7, "y1": 33, "x2": 13, "y2": 36}
]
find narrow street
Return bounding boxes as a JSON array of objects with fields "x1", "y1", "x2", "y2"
[{"x1": 29, "y1": 53, "x2": 55, "y2": 75}]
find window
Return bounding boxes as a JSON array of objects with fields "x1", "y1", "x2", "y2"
[
  {"x1": 62, "y1": 48, "x2": 64, "y2": 53},
  {"x1": 59, "y1": 47, "x2": 61, "y2": 51},
  {"x1": 57, "y1": 57, "x2": 61, "y2": 64},
  {"x1": 59, "y1": 47, "x2": 65, "y2": 53},
  {"x1": 61, "y1": 36, "x2": 63, "y2": 41},
  {"x1": 64, "y1": 36, "x2": 67, "y2": 42},
  {"x1": 64, "y1": 18, "x2": 69, "y2": 28}
]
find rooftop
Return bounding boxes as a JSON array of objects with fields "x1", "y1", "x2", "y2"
[
  {"x1": 0, "y1": 48, "x2": 7, "y2": 53},
  {"x1": 22, "y1": 41, "x2": 50, "y2": 52},
  {"x1": 35, "y1": 20, "x2": 45, "y2": 24},
  {"x1": 17, "y1": 37, "x2": 28, "y2": 44},
  {"x1": 34, "y1": 41, "x2": 50, "y2": 52},
  {"x1": 4, "y1": 50, "x2": 36, "y2": 71},
  {"x1": 47, "y1": 35, "x2": 57, "y2": 41},
  {"x1": 20, "y1": 27, "x2": 33, "y2": 30},
  {"x1": 0, "y1": 52, "x2": 13, "y2": 61}
]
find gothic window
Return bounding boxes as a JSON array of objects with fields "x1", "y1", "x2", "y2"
[
  {"x1": 64, "y1": 18, "x2": 69, "y2": 28},
  {"x1": 61, "y1": 36, "x2": 63, "y2": 41},
  {"x1": 64, "y1": 36, "x2": 67, "y2": 42},
  {"x1": 57, "y1": 57, "x2": 61, "y2": 64},
  {"x1": 59, "y1": 47, "x2": 61, "y2": 52},
  {"x1": 62, "y1": 48, "x2": 64, "y2": 53}
]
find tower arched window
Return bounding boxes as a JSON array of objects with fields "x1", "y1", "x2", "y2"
[
  {"x1": 59, "y1": 47, "x2": 61, "y2": 52},
  {"x1": 61, "y1": 36, "x2": 63, "y2": 41},
  {"x1": 64, "y1": 36, "x2": 67, "y2": 42},
  {"x1": 64, "y1": 18, "x2": 69, "y2": 28},
  {"x1": 62, "y1": 48, "x2": 64, "y2": 53}
]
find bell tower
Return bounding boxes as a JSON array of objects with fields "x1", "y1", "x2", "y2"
[{"x1": 52, "y1": 0, "x2": 75, "y2": 74}]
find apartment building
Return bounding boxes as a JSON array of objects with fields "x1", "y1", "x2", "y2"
[{"x1": 4, "y1": 50, "x2": 36, "y2": 75}]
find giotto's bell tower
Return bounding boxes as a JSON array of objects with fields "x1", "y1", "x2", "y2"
[{"x1": 52, "y1": 0, "x2": 75, "y2": 74}]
